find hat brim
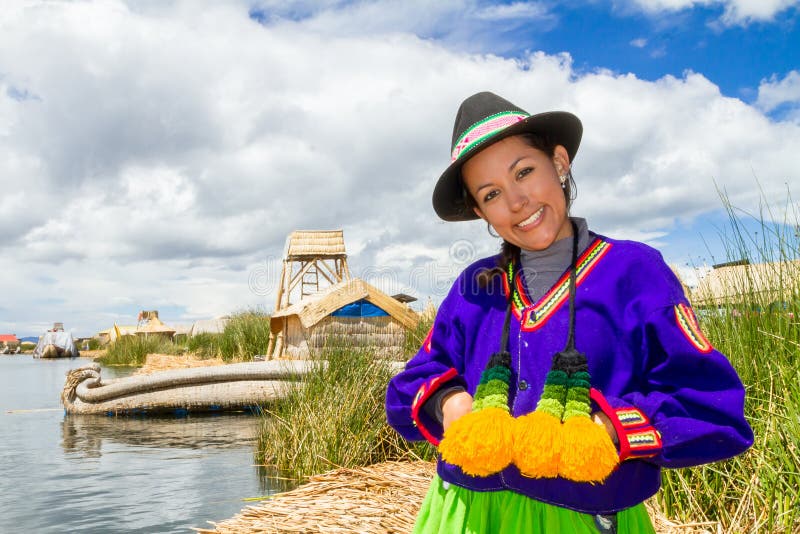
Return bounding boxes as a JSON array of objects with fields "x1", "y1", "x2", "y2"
[{"x1": 432, "y1": 111, "x2": 583, "y2": 222}]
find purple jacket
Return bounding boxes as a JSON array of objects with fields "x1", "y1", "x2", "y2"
[{"x1": 386, "y1": 234, "x2": 753, "y2": 514}]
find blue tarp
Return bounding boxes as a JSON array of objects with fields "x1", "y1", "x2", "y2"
[{"x1": 331, "y1": 299, "x2": 389, "y2": 318}]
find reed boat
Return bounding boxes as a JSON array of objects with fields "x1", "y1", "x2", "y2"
[
  {"x1": 34, "y1": 330, "x2": 79, "y2": 358},
  {"x1": 61, "y1": 360, "x2": 315, "y2": 415}
]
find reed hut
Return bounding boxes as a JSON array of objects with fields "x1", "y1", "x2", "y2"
[
  {"x1": 267, "y1": 278, "x2": 419, "y2": 359},
  {"x1": 135, "y1": 310, "x2": 175, "y2": 340},
  {"x1": 96, "y1": 310, "x2": 175, "y2": 344},
  {"x1": 96, "y1": 325, "x2": 137, "y2": 345},
  {"x1": 690, "y1": 259, "x2": 800, "y2": 309},
  {"x1": 266, "y1": 230, "x2": 419, "y2": 359}
]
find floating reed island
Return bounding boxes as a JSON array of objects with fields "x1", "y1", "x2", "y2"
[
  {"x1": 197, "y1": 461, "x2": 436, "y2": 534},
  {"x1": 197, "y1": 461, "x2": 721, "y2": 534}
]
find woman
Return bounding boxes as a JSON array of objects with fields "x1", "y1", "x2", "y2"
[{"x1": 385, "y1": 91, "x2": 753, "y2": 533}]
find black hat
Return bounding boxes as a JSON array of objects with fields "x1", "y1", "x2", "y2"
[{"x1": 432, "y1": 91, "x2": 583, "y2": 222}]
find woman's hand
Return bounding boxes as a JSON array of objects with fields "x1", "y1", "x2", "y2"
[
  {"x1": 442, "y1": 391, "x2": 473, "y2": 431},
  {"x1": 592, "y1": 411, "x2": 619, "y2": 445}
]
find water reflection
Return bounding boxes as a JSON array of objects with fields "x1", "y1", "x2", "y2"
[
  {"x1": 61, "y1": 414, "x2": 259, "y2": 453},
  {"x1": 59, "y1": 413, "x2": 291, "y2": 494},
  {"x1": 1, "y1": 356, "x2": 291, "y2": 532}
]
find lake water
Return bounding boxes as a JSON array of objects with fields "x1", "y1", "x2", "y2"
[{"x1": 0, "y1": 355, "x2": 285, "y2": 533}]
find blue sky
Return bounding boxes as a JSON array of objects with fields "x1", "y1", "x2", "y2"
[
  {"x1": 249, "y1": 0, "x2": 799, "y2": 106},
  {"x1": 1, "y1": 0, "x2": 798, "y2": 336},
  {"x1": 528, "y1": 3, "x2": 798, "y2": 104}
]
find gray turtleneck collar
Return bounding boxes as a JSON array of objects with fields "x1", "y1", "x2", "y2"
[{"x1": 518, "y1": 217, "x2": 591, "y2": 303}]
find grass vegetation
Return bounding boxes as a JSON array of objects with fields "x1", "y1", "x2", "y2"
[
  {"x1": 182, "y1": 310, "x2": 271, "y2": 361},
  {"x1": 214, "y1": 310, "x2": 271, "y2": 361},
  {"x1": 83, "y1": 338, "x2": 102, "y2": 351},
  {"x1": 255, "y1": 334, "x2": 435, "y2": 481},
  {"x1": 97, "y1": 310, "x2": 271, "y2": 366},
  {"x1": 403, "y1": 314, "x2": 434, "y2": 356},
  {"x1": 655, "y1": 193, "x2": 800, "y2": 532},
  {"x1": 98, "y1": 335, "x2": 179, "y2": 366}
]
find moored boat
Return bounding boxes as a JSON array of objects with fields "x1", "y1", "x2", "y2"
[
  {"x1": 61, "y1": 360, "x2": 315, "y2": 415},
  {"x1": 34, "y1": 329, "x2": 79, "y2": 358}
]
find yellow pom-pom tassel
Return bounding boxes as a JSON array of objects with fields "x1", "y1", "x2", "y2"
[
  {"x1": 513, "y1": 411, "x2": 563, "y2": 478},
  {"x1": 558, "y1": 416, "x2": 619, "y2": 483},
  {"x1": 438, "y1": 407, "x2": 515, "y2": 477}
]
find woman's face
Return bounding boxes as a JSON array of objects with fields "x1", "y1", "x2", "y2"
[{"x1": 462, "y1": 135, "x2": 572, "y2": 252}]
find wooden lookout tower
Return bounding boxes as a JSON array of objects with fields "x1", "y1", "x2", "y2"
[
  {"x1": 273, "y1": 230, "x2": 351, "y2": 312},
  {"x1": 266, "y1": 229, "x2": 422, "y2": 360}
]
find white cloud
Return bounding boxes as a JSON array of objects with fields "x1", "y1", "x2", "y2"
[
  {"x1": 0, "y1": 0, "x2": 798, "y2": 336},
  {"x1": 474, "y1": 2, "x2": 551, "y2": 21},
  {"x1": 756, "y1": 70, "x2": 800, "y2": 115},
  {"x1": 630, "y1": 37, "x2": 648, "y2": 47},
  {"x1": 624, "y1": 0, "x2": 799, "y2": 25}
]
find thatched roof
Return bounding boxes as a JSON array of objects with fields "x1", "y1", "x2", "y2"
[
  {"x1": 690, "y1": 259, "x2": 800, "y2": 307},
  {"x1": 270, "y1": 278, "x2": 419, "y2": 331},
  {"x1": 97, "y1": 325, "x2": 138, "y2": 342},
  {"x1": 136, "y1": 315, "x2": 176, "y2": 335},
  {"x1": 172, "y1": 324, "x2": 193, "y2": 336},
  {"x1": 98, "y1": 319, "x2": 175, "y2": 340},
  {"x1": 286, "y1": 230, "x2": 346, "y2": 258}
]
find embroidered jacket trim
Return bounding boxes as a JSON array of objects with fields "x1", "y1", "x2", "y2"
[
  {"x1": 410, "y1": 368, "x2": 459, "y2": 446},
  {"x1": 504, "y1": 238, "x2": 613, "y2": 331}
]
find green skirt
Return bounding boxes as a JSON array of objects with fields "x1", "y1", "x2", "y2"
[{"x1": 414, "y1": 476, "x2": 655, "y2": 534}]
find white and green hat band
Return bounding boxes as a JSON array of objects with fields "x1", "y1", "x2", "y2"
[{"x1": 433, "y1": 91, "x2": 583, "y2": 222}]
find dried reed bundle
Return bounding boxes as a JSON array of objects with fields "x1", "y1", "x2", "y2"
[
  {"x1": 198, "y1": 460, "x2": 435, "y2": 534},
  {"x1": 134, "y1": 353, "x2": 226, "y2": 375},
  {"x1": 198, "y1": 460, "x2": 713, "y2": 534}
]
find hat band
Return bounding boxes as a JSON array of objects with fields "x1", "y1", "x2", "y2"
[{"x1": 451, "y1": 111, "x2": 529, "y2": 162}]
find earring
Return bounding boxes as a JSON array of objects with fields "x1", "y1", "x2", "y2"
[
  {"x1": 487, "y1": 223, "x2": 500, "y2": 238},
  {"x1": 559, "y1": 174, "x2": 567, "y2": 189}
]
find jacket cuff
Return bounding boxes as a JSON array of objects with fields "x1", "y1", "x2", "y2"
[
  {"x1": 410, "y1": 368, "x2": 462, "y2": 446},
  {"x1": 590, "y1": 388, "x2": 663, "y2": 462}
]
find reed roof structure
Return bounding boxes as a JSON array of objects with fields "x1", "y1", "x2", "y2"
[
  {"x1": 690, "y1": 259, "x2": 800, "y2": 307},
  {"x1": 285, "y1": 230, "x2": 347, "y2": 258},
  {"x1": 267, "y1": 278, "x2": 419, "y2": 360},
  {"x1": 274, "y1": 230, "x2": 351, "y2": 311}
]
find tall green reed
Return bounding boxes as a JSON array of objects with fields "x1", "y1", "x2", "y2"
[
  {"x1": 657, "y1": 191, "x2": 800, "y2": 532},
  {"x1": 256, "y1": 342, "x2": 434, "y2": 481},
  {"x1": 172, "y1": 310, "x2": 271, "y2": 361},
  {"x1": 216, "y1": 310, "x2": 271, "y2": 361},
  {"x1": 98, "y1": 335, "x2": 179, "y2": 366}
]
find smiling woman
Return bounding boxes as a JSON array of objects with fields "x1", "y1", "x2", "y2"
[
  {"x1": 386, "y1": 91, "x2": 753, "y2": 534},
  {"x1": 462, "y1": 135, "x2": 573, "y2": 252}
]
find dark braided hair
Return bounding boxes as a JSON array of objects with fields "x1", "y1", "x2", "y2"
[{"x1": 463, "y1": 133, "x2": 577, "y2": 287}]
